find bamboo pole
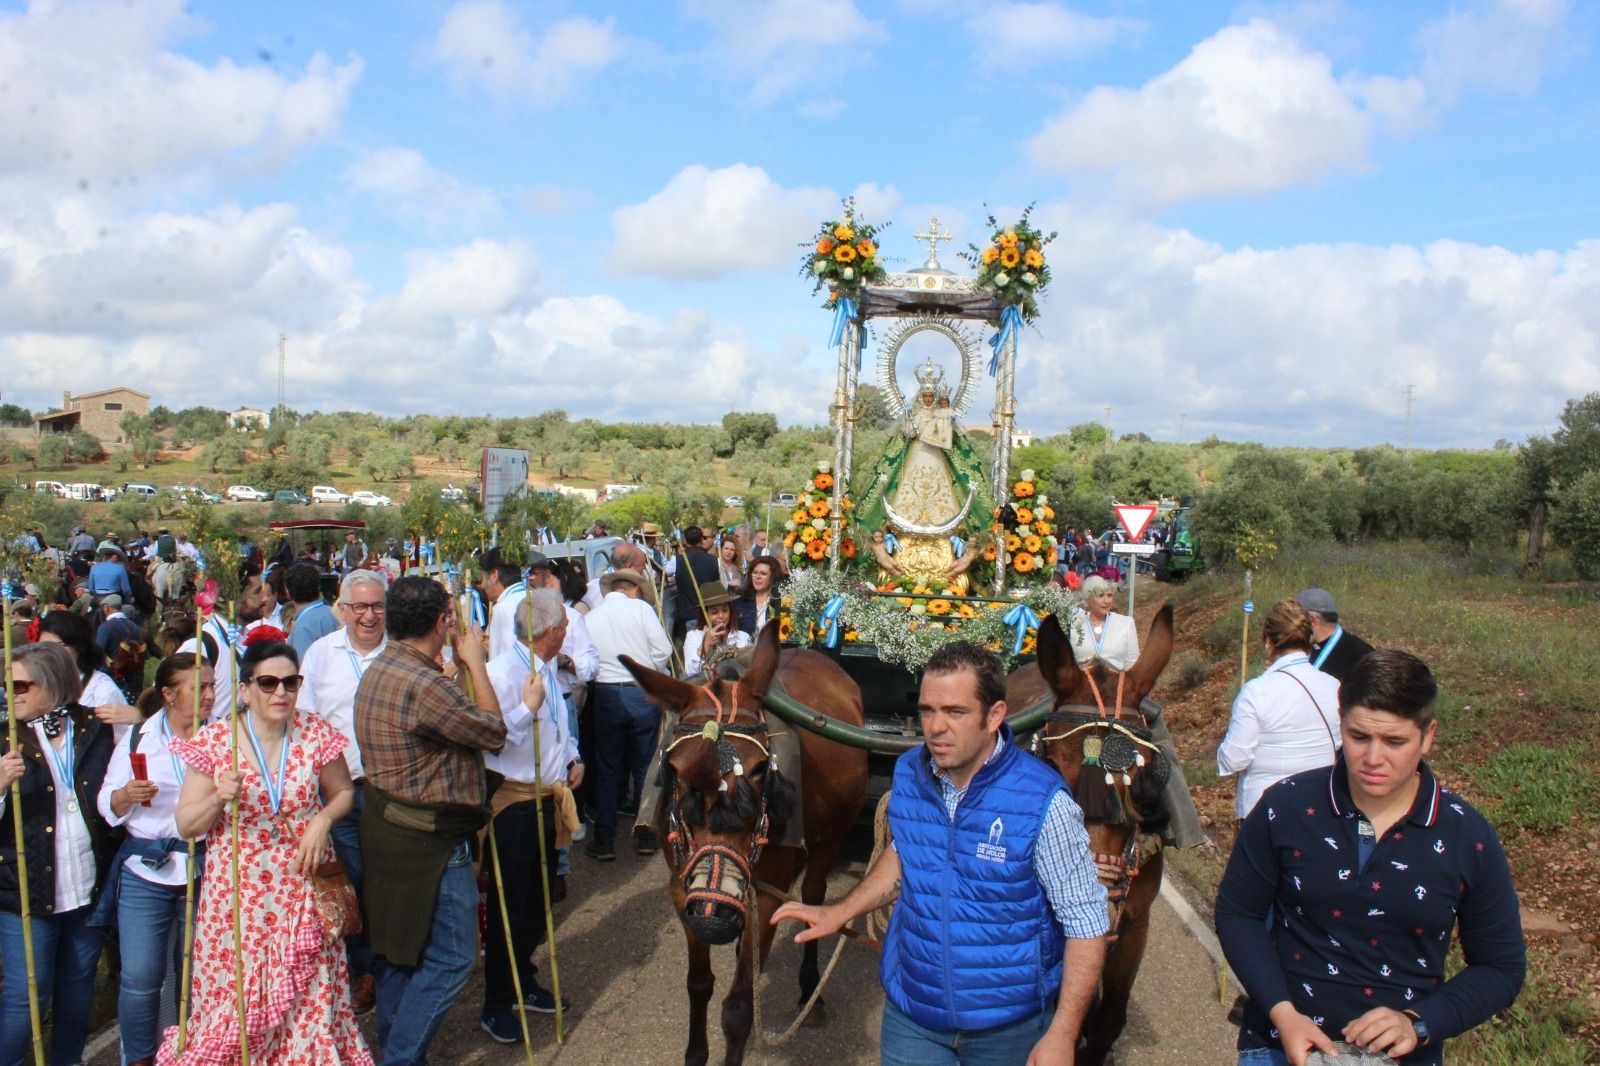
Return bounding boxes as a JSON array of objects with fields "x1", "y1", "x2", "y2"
[
  {"x1": 526, "y1": 596, "x2": 564, "y2": 1043},
  {"x1": 1239, "y1": 570, "x2": 1253, "y2": 683},
  {"x1": 227, "y1": 606, "x2": 251, "y2": 1066},
  {"x1": 2, "y1": 592, "x2": 46, "y2": 1066},
  {"x1": 176, "y1": 592, "x2": 205, "y2": 1055}
]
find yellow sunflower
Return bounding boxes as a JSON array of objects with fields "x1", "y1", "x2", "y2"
[
  {"x1": 1015, "y1": 506, "x2": 1034, "y2": 525},
  {"x1": 998, "y1": 231, "x2": 1018, "y2": 249},
  {"x1": 1013, "y1": 551, "x2": 1035, "y2": 573},
  {"x1": 1024, "y1": 534, "x2": 1043, "y2": 553},
  {"x1": 783, "y1": 531, "x2": 796, "y2": 548},
  {"x1": 1006, "y1": 533, "x2": 1022, "y2": 552},
  {"x1": 833, "y1": 224, "x2": 855, "y2": 241},
  {"x1": 799, "y1": 526, "x2": 817, "y2": 543},
  {"x1": 1035, "y1": 521, "x2": 1050, "y2": 536},
  {"x1": 1041, "y1": 505, "x2": 1056, "y2": 520},
  {"x1": 981, "y1": 246, "x2": 999, "y2": 265},
  {"x1": 778, "y1": 617, "x2": 793, "y2": 641},
  {"x1": 833, "y1": 244, "x2": 857, "y2": 263},
  {"x1": 808, "y1": 499, "x2": 830, "y2": 519},
  {"x1": 956, "y1": 603, "x2": 977, "y2": 619},
  {"x1": 927, "y1": 598, "x2": 952, "y2": 616},
  {"x1": 791, "y1": 508, "x2": 807, "y2": 524},
  {"x1": 1000, "y1": 247, "x2": 1021, "y2": 269},
  {"x1": 983, "y1": 544, "x2": 997, "y2": 561},
  {"x1": 856, "y1": 240, "x2": 876, "y2": 259},
  {"x1": 1024, "y1": 248, "x2": 1044, "y2": 269}
]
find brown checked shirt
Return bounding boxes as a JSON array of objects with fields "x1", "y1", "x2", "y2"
[{"x1": 354, "y1": 640, "x2": 506, "y2": 808}]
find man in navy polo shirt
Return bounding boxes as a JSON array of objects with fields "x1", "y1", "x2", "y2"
[
  {"x1": 773, "y1": 641, "x2": 1108, "y2": 1064},
  {"x1": 1216, "y1": 650, "x2": 1524, "y2": 1065}
]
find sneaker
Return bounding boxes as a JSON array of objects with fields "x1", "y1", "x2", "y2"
[
  {"x1": 634, "y1": 826, "x2": 659, "y2": 856},
  {"x1": 570, "y1": 822, "x2": 588, "y2": 842},
  {"x1": 522, "y1": 983, "x2": 572, "y2": 1014},
  {"x1": 586, "y1": 839, "x2": 616, "y2": 862},
  {"x1": 480, "y1": 1010, "x2": 522, "y2": 1044}
]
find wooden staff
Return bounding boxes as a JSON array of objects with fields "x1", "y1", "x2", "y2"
[
  {"x1": 458, "y1": 602, "x2": 535, "y2": 1066},
  {"x1": 526, "y1": 595, "x2": 565, "y2": 1043},
  {"x1": 176, "y1": 592, "x2": 204, "y2": 1054},
  {"x1": 227, "y1": 607, "x2": 251, "y2": 1066},
  {"x1": 2, "y1": 592, "x2": 46, "y2": 1066}
]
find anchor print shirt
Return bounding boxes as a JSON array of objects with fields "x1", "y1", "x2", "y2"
[{"x1": 1215, "y1": 755, "x2": 1525, "y2": 1065}]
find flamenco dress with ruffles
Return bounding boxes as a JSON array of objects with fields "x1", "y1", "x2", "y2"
[{"x1": 157, "y1": 712, "x2": 372, "y2": 1065}]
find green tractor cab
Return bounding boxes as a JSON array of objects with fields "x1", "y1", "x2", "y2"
[{"x1": 1153, "y1": 507, "x2": 1204, "y2": 581}]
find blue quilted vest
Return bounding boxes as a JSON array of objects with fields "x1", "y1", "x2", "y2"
[{"x1": 882, "y1": 729, "x2": 1066, "y2": 1032}]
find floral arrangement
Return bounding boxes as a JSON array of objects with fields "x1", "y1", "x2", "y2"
[
  {"x1": 782, "y1": 463, "x2": 852, "y2": 570},
  {"x1": 780, "y1": 568, "x2": 1079, "y2": 671},
  {"x1": 987, "y1": 468, "x2": 1057, "y2": 586},
  {"x1": 800, "y1": 197, "x2": 889, "y2": 308},
  {"x1": 963, "y1": 205, "x2": 1056, "y2": 320}
]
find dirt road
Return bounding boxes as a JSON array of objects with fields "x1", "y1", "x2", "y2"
[{"x1": 90, "y1": 842, "x2": 1239, "y2": 1065}]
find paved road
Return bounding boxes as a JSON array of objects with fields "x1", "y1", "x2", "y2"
[{"x1": 90, "y1": 844, "x2": 1238, "y2": 1065}]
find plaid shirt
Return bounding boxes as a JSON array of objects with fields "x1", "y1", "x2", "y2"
[{"x1": 353, "y1": 640, "x2": 506, "y2": 808}]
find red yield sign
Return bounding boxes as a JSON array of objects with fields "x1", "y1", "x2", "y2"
[{"x1": 1114, "y1": 504, "x2": 1158, "y2": 543}]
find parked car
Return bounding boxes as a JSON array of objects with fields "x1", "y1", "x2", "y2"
[
  {"x1": 66, "y1": 483, "x2": 107, "y2": 502},
  {"x1": 226, "y1": 485, "x2": 269, "y2": 502},
  {"x1": 173, "y1": 484, "x2": 221, "y2": 504},
  {"x1": 440, "y1": 484, "x2": 467, "y2": 502},
  {"x1": 34, "y1": 481, "x2": 67, "y2": 497},
  {"x1": 310, "y1": 485, "x2": 349, "y2": 505},
  {"x1": 723, "y1": 495, "x2": 745, "y2": 508},
  {"x1": 120, "y1": 483, "x2": 159, "y2": 499},
  {"x1": 774, "y1": 492, "x2": 799, "y2": 507},
  {"x1": 272, "y1": 489, "x2": 310, "y2": 506},
  {"x1": 350, "y1": 490, "x2": 392, "y2": 508}
]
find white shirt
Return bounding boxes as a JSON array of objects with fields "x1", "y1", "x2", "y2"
[
  {"x1": 96, "y1": 710, "x2": 192, "y2": 886},
  {"x1": 1068, "y1": 609, "x2": 1140, "y2": 672},
  {"x1": 683, "y1": 627, "x2": 751, "y2": 678},
  {"x1": 297, "y1": 627, "x2": 386, "y2": 780},
  {"x1": 485, "y1": 648, "x2": 578, "y2": 786},
  {"x1": 178, "y1": 615, "x2": 238, "y2": 722},
  {"x1": 488, "y1": 583, "x2": 528, "y2": 661},
  {"x1": 580, "y1": 579, "x2": 604, "y2": 614},
  {"x1": 1217, "y1": 652, "x2": 1343, "y2": 819},
  {"x1": 556, "y1": 604, "x2": 598, "y2": 695},
  {"x1": 36, "y1": 721, "x2": 96, "y2": 910},
  {"x1": 80, "y1": 669, "x2": 123, "y2": 710},
  {"x1": 587, "y1": 591, "x2": 672, "y2": 683}
]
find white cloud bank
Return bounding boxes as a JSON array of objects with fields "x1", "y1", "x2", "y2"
[
  {"x1": 680, "y1": 0, "x2": 887, "y2": 106},
  {"x1": 427, "y1": 0, "x2": 620, "y2": 107},
  {"x1": 977, "y1": 2, "x2": 1144, "y2": 71}
]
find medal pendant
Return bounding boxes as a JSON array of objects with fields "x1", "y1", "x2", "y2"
[
  {"x1": 270, "y1": 820, "x2": 280, "y2": 843},
  {"x1": 67, "y1": 799, "x2": 79, "y2": 814}
]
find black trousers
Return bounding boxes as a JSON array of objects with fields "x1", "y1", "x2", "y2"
[{"x1": 482, "y1": 796, "x2": 558, "y2": 1013}]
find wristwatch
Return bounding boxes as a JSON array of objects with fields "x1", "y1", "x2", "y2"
[{"x1": 1402, "y1": 1010, "x2": 1431, "y2": 1046}]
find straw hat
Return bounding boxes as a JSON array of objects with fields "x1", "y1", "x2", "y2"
[{"x1": 601, "y1": 568, "x2": 657, "y2": 606}]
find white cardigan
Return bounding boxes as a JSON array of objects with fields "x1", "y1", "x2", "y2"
[
  {"x1": 1068, "y1": 609, "x2": 1140, "y2": 672},
  {"x1": 1217, "y1": 652, "x2": 1342, "y2": 819}
]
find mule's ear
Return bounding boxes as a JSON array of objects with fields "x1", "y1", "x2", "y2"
[
  {"x1": 1125, "y1": 604, "x2": 1175, "y2": 700},
  {"x1": 1036, "y1": 612, "x2": 1082, "y2": 697},
  {"x1": 737, "y1": 620, "x2": 782, "y2": 704},
  {"x1": 622, "y1": 654, "x2": 700, "y2": 713}
]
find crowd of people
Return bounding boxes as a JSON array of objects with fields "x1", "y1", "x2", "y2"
[{"x1": 0, "y1": 514, "x2": 1528, "y2": 1065}]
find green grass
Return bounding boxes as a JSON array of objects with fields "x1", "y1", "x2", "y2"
[
  {"x1": 1452, "y1": 973, "x2": 1593, "y2": 1066},
  {"x1": 1476, "y1": 744, "x2": 1600, "y2": 836}
]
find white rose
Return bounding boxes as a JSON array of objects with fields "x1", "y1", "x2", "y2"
[
  {"x1": 813, "y1": 261, "x2": 828, "y2": 275},
  {"x1": 1021, "y1": 272, "x2": 1038, "y2": 285},
  {"x1": 811, "y1": 517, "x2": 828, "y2": 530},
  {"x1": 791, "y1": 543, "x2": 804, "y2": 557},
  {"x1": 817, "y1": 461, "x2": 831, "y2": 473},
  {"x1": 1037, "y1": 493, "x2": 1050, "y2": 505},
  {"x1": 841, "y1": 267, "x2": 854, "y2": 280},
  {"x1": 784, "y1": 520, "x2": 796, "y2": 531},
  {"x1": 1019, "y1": 469, "x2": 1036, "y2": 482},
  {"x1": 909, "y1": 602, "x2": 927, "y2": 616},
  {"x1": 993, "y1": 272, "x2": 1009, "y2": 286}
]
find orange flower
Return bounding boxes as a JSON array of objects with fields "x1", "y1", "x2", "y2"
[
  {"x1": 927, "y1": 599, "x2": 952, "y2": 616},
  {"x1": 1024, "y1": 534, "x2": 1043, "y2": 553},
  {"x1": 1035, "y1": 521, "x2": 1050, "y2": 536},
  {"x1": 842, "y1": 496, "x2": 853, "y2": 511},
  {"x1": 1013, "y1": 480, "x2": 1035, "y2": 498},
  {"x1": 856, "y1": 240, "x2": 876, "y2": 259},
  {"x1": 1024, "y1": 248, "x2": 1044, "y2": 269},
  {"x1": 1006, "y1": 533, "x2": 1022, "y2": 552},
  {"x1": 983, "y1": 544, "x2": 997, "y2": 561},
  {"x1": 791, "y1": 508, "x2": 807, "y2": 523},
  {"x1": 981, "y1": 246, "x2": 999, "y2": 265},
  {"x1": 783, "y1": 532, "x2": 797, "y2": 548},
  {"x1": 816, "y1": 237, "x2": 835, "y2": 255},
  {"x1": 1015, "y1": 506, "x2": 1034, "y2": 525},
  {"x1": 956, "y1": 603, "x2": 977, "y2": 619},
  {"x1": 807, "y1": 539, "x2": 828, "y2": 561},
  {"x1": 808, "y1": 499, "x2": 830, "y2": 519},
  {"x1": 814, "y1": 472, "x2": 834, "y2": 491},
  {"x1": 829, "y1": 290, "x2": 839, "y2": 302},
  {"x1": 1046, "y1": 547, "x2": 1058, "y2": 566},
  {"x1": 841, "y1": 538, "x2": 857, "y2": 558},
  {"x1": 1000, "y1": 247, "x2": 1021, "y2": 269},
  {"x1": 833, "y1": 243, "x2": 857, "y2": 263},
  {"x1": 1013, "y1": 551, "x2": 1035, "y2": 572},
  {"x1": 1041, "y1": 505, "x2": 1056, "y2": 520}
]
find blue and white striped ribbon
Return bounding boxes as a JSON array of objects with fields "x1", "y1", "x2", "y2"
[
  {"x1": 1002, "y1": 603, "x2": 1041, "y2": 655},
  {"x1": 818, "y1": 595, "x2": 847, "y2": 648}
]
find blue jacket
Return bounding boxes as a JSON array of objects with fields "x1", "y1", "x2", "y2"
[{"x1": 883, "y1": 730, "x2": 1065, "y2": 1032}]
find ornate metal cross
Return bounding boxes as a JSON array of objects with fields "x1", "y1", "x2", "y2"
[{"x1": 913, "y1": 217, "x2": 953, "y2": 270}]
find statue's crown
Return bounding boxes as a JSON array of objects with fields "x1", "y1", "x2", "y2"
[{"x1": 914, "y1": 358, "x2": 945, "y2": 391}]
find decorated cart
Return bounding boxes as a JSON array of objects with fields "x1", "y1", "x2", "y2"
[{"x1": 764, "y1": 203, "x2": 1074, "y2": 753}]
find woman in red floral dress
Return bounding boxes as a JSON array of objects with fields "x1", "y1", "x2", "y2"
[{"x1": 160, "y1": 637, "x2": 371, "y2": 1065}]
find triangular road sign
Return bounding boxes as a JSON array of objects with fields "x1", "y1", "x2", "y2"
[{"x1": 1114, "y1": 504, "x2": 1157, "y2": 543}]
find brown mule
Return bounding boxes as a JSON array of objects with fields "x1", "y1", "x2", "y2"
[
  {"x1": 623, "y1": 622, "x2": 868, "y2": 1066},
  {"x1": 1006, "y1": 605, "x2": 1176, "y2": 1066}
]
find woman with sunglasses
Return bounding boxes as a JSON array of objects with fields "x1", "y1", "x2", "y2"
[
  {"x1": 0, "y1": 641, "x2": 119, "y2": 1066},
  {"x1": 95, "y1": 653, "x2": 214, "y2": 1066},
  {"x1": 163, "y1": 637, "x2": 370, "y2": 1064},
  {"x1": 37, "y1": 609, "x2": 143, "y2": 735}
]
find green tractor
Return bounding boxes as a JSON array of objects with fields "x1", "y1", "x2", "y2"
[{"x1": 1153, "y1": 506, "x2": 1204, "y2": 581}]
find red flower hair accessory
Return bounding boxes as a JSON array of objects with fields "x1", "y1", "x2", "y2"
[{"x1": 242, "y1": 625, "x2": 289, "y2": 647}]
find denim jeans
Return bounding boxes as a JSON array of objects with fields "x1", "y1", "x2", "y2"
[
  {"x1": 328, "y1": 782, "x2": 376, "y2": 979},
  {"x1": 116, "y1": 869, "x2": 188, "y2": 1063},
  {"x1": 373, "y1": 842, "x2": 478, "y2": 1066},
  {"x1": 0, "y1": 905, "x2": 107, "y2": 1066},
  {"x1": 879, "y1": 999, "x2": 1054, "y2": 1066},
  {"x1": 591, "y1": 684, "x2": 661, "y2": 847},
  {"x1": 1237, "y1": 1050, "x2": 1292, "y2": 1065}
]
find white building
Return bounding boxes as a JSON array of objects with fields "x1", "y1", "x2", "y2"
[{"x1": 228, "y1": 407, "x2": 271, "y2": 431}]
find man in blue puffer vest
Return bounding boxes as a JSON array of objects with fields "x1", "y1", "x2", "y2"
[{"x1": 774, "y1": 642, "x2": 1108, "y2": 1064}]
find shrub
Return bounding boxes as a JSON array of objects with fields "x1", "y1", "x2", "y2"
[{"x1": 1169, "y1": 650, "x2": 1209, "y2": 692}]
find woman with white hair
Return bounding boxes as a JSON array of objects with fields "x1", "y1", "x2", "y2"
[{"x1": 1070, "y1": 574, "x2": 1139, "y2": 670}]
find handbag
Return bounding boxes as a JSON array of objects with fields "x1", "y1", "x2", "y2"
[{"x1": 312, "y1": 859, "x2": 362, "y2": 942}]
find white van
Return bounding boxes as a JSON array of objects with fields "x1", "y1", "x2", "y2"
[
  {"x1": 34, "y1": 481, "x2": 67, "y2": 497},
  {"x1": 66, "y1": 483, "x2": 105, "y2": 501},
  {"x1": 310, "y1": 485, "x2": 349, "y2": 505}
]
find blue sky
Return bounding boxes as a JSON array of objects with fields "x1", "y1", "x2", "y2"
[{"x1": 1, "y1": 0, "x2": 1597, "y2": 448}]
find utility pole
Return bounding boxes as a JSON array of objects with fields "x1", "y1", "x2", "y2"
[
  {"x1": 1403, "y1": 383, "x2": 1414, "y2": 455},
  {"x1": 276, "y1": 334, "x2": 287, "y2": 424},
  {"x1": 1179, "y1": 413, "x2": 1187, "y2": 445},
  {"x1": 1104, "y1": 405, "x2": 1113, "y2": 448}
]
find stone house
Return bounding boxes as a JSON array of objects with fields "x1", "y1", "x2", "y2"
[{"x1": 34, "y1": 387, "x2": 150, "y2": 445}]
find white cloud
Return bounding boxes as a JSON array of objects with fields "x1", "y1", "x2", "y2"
[
  {"x1": 1418, "y1": 0, "x2": 1571, "y2": 104},
  {"x1": 609, "y1": 164, "x2": 837, "y2": 279},
  {"x1": 519, "y1": 184, "x2": 599, "y2": 215},
  {"x1": 0, "y1": 0, "x2": 360, "y2": 194},
  {"x1": 346, "y1": 148, "x2": 501, "y2": 229},
  {"x1": 680, "y1": 0, "x2": 887, "y2": 105},
  {"x1": 427, "y1": 0, "x2": 620, "y2": 106},
  {"x1": 977, "y1": 3, "x2": 1144, "y2": 70},
  {"x1": 1027, "y1": 18, "x2": 1425, "y2": 206}
]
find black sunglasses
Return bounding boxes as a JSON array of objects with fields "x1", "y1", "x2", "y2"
[{"x1": 251, "y1": 674, "x2": 304, "y2": 694}]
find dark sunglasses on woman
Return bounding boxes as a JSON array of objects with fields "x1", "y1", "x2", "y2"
[{"x1": 251, "y1": 674, "x2": 304, "y2": 694}]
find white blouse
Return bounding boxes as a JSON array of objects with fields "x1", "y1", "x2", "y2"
[
  {"x1": 96, "y1": 710, "x2": 192, "y2": 887},
  {"x1": 1068, "y1": 609, "x2": 1140, "y2": 672},
  {"x1": 1217, "y1": 652, "x2": 1343, "y2": 819}
]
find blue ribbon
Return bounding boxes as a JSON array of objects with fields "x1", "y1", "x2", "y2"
[
  {"x1": 1002, "y1": 604, "x2": 1041, "y2": 655},
  {"x1": 828, "y1": 297, "x2": 859, "y2": 356},
  {"x1": 818, "y1": 595, "x2": 847, "y2": 649},
  {"x1": 988, "y1": 304, "x2": 1024, "y2": 376},
  {"x1": 949, "y1": 534, "x2": 966, "y2": 556},
  {"x1": 883, "y1": 532, "x2": 899, "y2": 553}
]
